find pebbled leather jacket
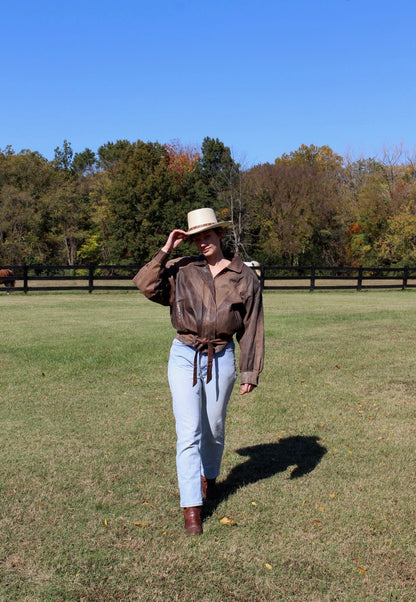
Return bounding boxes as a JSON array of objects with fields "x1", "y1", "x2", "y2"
[{"x1": 133, "y1": 249, "x2": 264, "y2": 386}]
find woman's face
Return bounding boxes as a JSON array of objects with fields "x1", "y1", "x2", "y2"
[{"x1": 191, "y1": 228, "x2": 222, "y2": 259}]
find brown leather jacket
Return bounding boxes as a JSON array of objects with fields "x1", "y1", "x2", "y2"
[{"x1": 133, "y1": 249, "x2": 264, "y2": 386}]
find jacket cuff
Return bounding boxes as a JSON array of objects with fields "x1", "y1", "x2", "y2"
[
  {"x1": 153, "y1": 249, "x2": 170, "y2": 263},
  {"x1": 240, "y1": 372, "x2": 259, "y2": 386}
]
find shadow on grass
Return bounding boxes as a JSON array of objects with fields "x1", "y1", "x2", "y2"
[{"x1": 202, "y1": 435, "x2": 327, "y2": 520}]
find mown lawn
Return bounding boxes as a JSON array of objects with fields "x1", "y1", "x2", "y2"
[{"x1": 1, "y1": 289, "x2": 415, "y2": 601}]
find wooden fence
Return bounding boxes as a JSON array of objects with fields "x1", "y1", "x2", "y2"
[
  {"x1": 2, "y1": 264, "x2": 416, "y2": 293},
  {"x1": 258, "y1": 265, "x2": 416, "y2": 291}
]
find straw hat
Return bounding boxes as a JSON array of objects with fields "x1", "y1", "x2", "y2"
[{"x1": 186, "y1": 208, "x2": 232, "y2": 236}]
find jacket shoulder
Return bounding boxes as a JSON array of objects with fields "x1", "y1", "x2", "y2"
[
  {"x1": 165, "y1": 255, "x2": 203, "y2": 273},
  {"x1": 232, "y1": 256, "x2": 261, "y2": 289}
]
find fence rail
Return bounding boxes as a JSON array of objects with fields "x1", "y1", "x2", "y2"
[{"x1": 2, "y1": 263, "x2": 416, "y2": 293}]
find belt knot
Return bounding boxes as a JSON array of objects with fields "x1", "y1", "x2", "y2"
[{"x1": 193, "y1": 338, "x2": 214, "y2": 386}]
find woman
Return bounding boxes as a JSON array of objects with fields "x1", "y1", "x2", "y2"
[{"x1": 133, "y1": 208, "x2": 264, "y2": 535}]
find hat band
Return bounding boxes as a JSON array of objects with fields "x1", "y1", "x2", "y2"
[{"x1": 188, "y1": 221, "x2": 217, "y2": 232}]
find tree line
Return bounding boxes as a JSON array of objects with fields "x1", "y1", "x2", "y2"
[{"x1": 1, "y1": 138, "x2": 415, "y2": 267}]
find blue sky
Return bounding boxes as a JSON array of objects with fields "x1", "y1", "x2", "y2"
[{"x1": 1, "y1": 0, "x2": 415, "y2": 166}]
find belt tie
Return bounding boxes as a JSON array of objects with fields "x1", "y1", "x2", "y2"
[{"x1": 193, "y1": 338, "x2": 215, "y2": 387}]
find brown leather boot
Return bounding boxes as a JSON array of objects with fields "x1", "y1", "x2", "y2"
[
  {"x1": 183, "y1": 506, "x2": 203, "y2": 535},
  {"x1": 201, "y1": 476, "x2": 218, "y2": 500}
]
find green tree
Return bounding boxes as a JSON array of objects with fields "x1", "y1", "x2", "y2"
[
  {"x1": 195, "y1": 137, "x2": 249, "y2": 256},
  {"x1": 53, "y1": 140, "x2": 73, "y2": 171},
  {"x1": 78, "y1": 170, "x2": 114, "y2": 264},
  {"x1": 45, "y1": 141, "x2": 93, "y2": 264},
  {"x1": 0, "y1": 149, "x2": 55, "y2": 263},
  {"x1": 97, "y1": 140, "x2": 132, "y2": 171},
  {"x1": 72, "y1": 148, "x2": 97, "y2": 175},
  {"x1": 46, "y1": 176, "x2": 91, "y2": 265},
  {"x1": 102, "y1": 140, "x2": 191, "y2": 263}
]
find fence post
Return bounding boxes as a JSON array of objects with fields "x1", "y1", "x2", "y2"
[
  {"x1": 402, "y1": 265, "x2": 409, "y2": 290},
  {"x1": 310, "y1": 266, "x2": 315, "y2": 292},
  {"x1": 357, "y1": 266, "x2": 363, "y2": 291},
  {"x1": 23, "y1": 263, "x2": 28, "y2": 294},
  {"x1": 88, "y1": 264, "x2": 94, "y2": 293}
]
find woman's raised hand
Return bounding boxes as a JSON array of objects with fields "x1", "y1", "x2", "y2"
[{"x1": 161, "y1": 229, "x2": 189, "y2": 254}]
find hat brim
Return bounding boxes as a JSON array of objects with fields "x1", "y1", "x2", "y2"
[{"x1": 186, "y1": 221, "x2": 232, "y2": 236}]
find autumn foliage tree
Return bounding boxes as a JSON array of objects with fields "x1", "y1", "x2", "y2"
[
  {"x1": 246, "y1": 145, "x2": 347, "y2": 265},
  {"x1": 164, "y1": 140, "x2": 200, "y2": 186}
]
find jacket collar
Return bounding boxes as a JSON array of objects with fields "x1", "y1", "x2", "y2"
[{"x1": 195, "y1": 254, "x2": 244, "y2": 273}]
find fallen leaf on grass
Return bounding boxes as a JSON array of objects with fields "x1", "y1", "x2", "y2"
[
  {"x1": 141, "y1": 500, "x2": 156, "y2": 509},
  {"x1": 219, "y1": 516, "x2": 236, "y2": 526},
  {"x1": 134, "y1": 521, "x2": 150, "y2": 528},
  {"x1": 265, "y1": 563, "x2": 272, "y2": 570}
]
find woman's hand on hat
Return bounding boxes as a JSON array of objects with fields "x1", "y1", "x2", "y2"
[{"x1": 162, "y1": 229, "x2": 188, "y2": 254}]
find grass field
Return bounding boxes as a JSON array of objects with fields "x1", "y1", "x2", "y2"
[{"x1": 1, "y1": 289, "x2": 415, "y2": 601}]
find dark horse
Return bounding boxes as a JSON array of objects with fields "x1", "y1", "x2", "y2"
[{"x1": 0, "y1": 269, "x2": 15, "y2": 293}]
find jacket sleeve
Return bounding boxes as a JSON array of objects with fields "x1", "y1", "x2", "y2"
[
  {"x1": 237, "y1": 277, "x2": 264, "y2": 386},
  {"x1": 132, "y1": 249, "x2": 173, "y2": 306}
]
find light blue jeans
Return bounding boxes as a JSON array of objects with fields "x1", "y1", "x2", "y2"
[{"x1": 168, "y1": 338, "x2": 237, "y2": 508}]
